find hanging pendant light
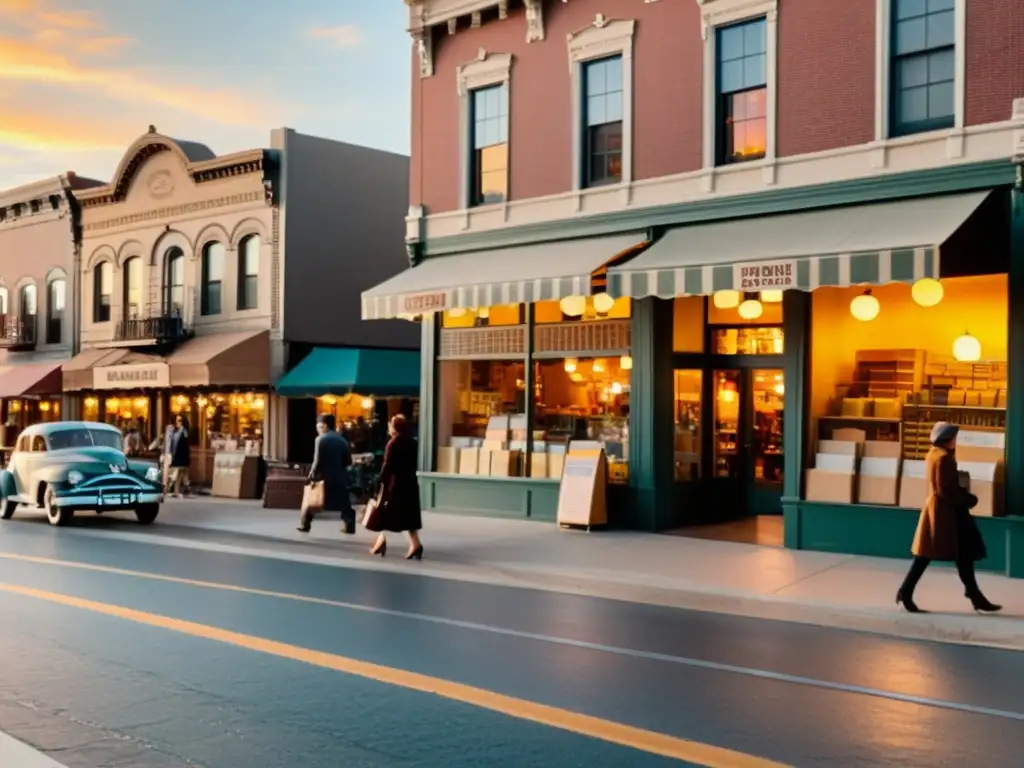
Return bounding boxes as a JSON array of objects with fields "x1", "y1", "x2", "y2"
[
  {"x1": 564, "y1": 358, "x2": 577, "y2": 373},
  {"x1": 911, "y1": 278, "x2": 943, "y2": 307},
  {"x1": 850, "y1": 289, "x2": 880, "y2": 322},
  {"x1": 760, "y1": 289, "x2": 784, "y2": 303},
  {"x1": 559, "y1": 295, "x2": 586, "y2": 317},
  {"x1": 953, "y1": 331, "x2": 982, "y2": 362},
  {"x1": 592, "y1": 292, "x2": 615, "y2": 314},
  {"x1": 477, "y1": 306, "x2": 490, "y2": 319},
  {"x1": 619, "y1": 354, "x2": 632, "y2": 371},
  {"x1": 712, "y1": 290, "x2": 741, "y2": 309},
  {"x1": 737, "y1": 296, "x2": 763, "y2": 320}
]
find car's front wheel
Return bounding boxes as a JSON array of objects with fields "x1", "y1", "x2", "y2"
[
  {"x1": 42, "y1": 486, "x2": 72, "y2": 527},
  {"x1": 135, "y1": 504, "x2": 159, "y2": 525}
]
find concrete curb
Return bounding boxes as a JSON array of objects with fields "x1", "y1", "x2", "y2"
[
  {"x1": 69, "y1": 526, "x2": 1024, "y2": 652},
  {"x1": 0, "y1": 732, "x2": 68, "y2": 768}
]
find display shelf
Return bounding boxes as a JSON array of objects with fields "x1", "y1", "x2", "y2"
[
  {"x1": 816, "y1": 415, "x2": 902, "y2": 444},
  {"x1": 851, "y1": 349, "x2": 925, "y2": 399},
  {"x1": 901, "y1": 404, "x2": 1006, "y2": 460}
]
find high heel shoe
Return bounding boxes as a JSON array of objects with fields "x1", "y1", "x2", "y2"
[
  {"x1": 406, "y1": 545, "x2": 424, "y2": 561},
  {"x1": 370, "y1": 540, "x2": 387, "y2": 557},
  {"x1": 896, "y1": 590, "x2": 925, "y2": 613},
  {"x1": 969, "y1": 593, "x2": 1002, "y2": 613}
]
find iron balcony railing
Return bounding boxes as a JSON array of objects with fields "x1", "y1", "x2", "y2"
[
  {"x1": 0, "y1": 316, "x2": 37, "y2": 350},
  {"x1": 113, "y1": 315, "x2": 188, "y2": 344}
]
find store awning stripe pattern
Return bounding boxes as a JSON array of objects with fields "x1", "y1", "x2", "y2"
[
  {"x1": 361, "y1": 233, "x2": 648, "y2": 321},
  {"x1": 608, "y1": 247, "x2": 939, "y2": 299},
  {"x1": 606, "y1": 191, "x2": 987, "y2": 299}
]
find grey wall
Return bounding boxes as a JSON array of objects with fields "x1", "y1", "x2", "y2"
[{"x1": 277, "y1": 128, "x2": 419, "y2": 349}]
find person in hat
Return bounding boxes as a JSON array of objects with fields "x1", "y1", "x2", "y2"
[
  {"x1": 896, "y1": 421, "x2": 1001, "y2": 613},
  {"x1": 298, "y1": 413, "x2": 354, "y2": 534}
]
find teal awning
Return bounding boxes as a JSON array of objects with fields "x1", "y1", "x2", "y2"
[{"x1": 274, "y1": 348, "x2": 420, "y2": 398}]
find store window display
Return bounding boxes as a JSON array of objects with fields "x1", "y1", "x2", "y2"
[{"x1": 808, "y1": 274, "x2": 1008, "y2": 511}]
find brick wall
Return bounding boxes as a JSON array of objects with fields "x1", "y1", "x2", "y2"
[
  {"x1": 777, "y1": 0, "x2": 875, "y2": 157},
  {"x1": 965, "y1": 0, "x2": 1024, "y2": 126}
]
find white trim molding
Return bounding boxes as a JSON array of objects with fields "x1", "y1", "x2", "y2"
[
  {"x1": 874, "y1": 0, "x2": 966, "y2": 161},
  {"x1": 567, "y1": 16, "x2": 637, "y2": 205},
  {"x1": 457, "y1": 49, "x2": 513, "y2": 213},
  {"x1": 698, "y1": 0, "x2": 778, "y2": 189}
]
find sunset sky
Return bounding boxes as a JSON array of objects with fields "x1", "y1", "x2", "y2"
[{"x1": 0, "y1": 0, "x2": 410, "y2": 189}]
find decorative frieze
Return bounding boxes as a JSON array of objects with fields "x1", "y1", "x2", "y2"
[{"x1": 83, "y1": 190, "x2": 264, "y2": 232}]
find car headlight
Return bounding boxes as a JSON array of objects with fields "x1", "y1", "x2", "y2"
[
  {"x1": 67, "y1": 470, "x2": 84, "y2": 486},
  {"x1": 145, "y1": 466, "x2": 161, "y2": 482}
]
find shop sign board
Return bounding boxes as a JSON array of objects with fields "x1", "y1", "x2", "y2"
[
  {"x1": 556, "y1": 443, "x2": 608, "y2": 528},
  {"x1": 402, "y1": 292, "x2": 447, "y2": 314},
  {"x1": 734, "y1": 259, "x2": 797, "y2": 291},
  {"x1": 93, "y1": 363, "x2": 170, "y2": 390}
]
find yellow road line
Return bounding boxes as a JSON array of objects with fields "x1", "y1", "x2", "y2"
[{"x1": 0, "y1": 581, "x2": 788, "y2": 768}]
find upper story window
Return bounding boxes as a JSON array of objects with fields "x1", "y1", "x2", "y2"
[
  {"x1": 717, "y1": 18, "x2": 767, "y2": 165},
  {"x1": 46, "y1": 278, "x2": 65, "y2": 344},
  {"x1": 582, "y1": 56, "x2": 623, "y2": 187},
  {"x1": 93, "y1": 262, "x2": 112, "y2": 323},
  {"x1": 165, "y1": 247, "x2": 185, "y2": 316},
  {"x1": 238, "y1": 235, "x2": 259, "y2": 310},
  {"x1": 891, "y1": 0, "x2": 954, "y2": 137},
  {"x1": 19, "y1": 284, "x2": 36, "y2": 331},
  {"x1": 123, "y1": 257, "x2": 142, "y2": 319},
  {"x1": 470, "y1": 84, "x2": 508, "y2": 206},
  {"x1": 201, "y1": 242, "x2": 224, "y2": 316},
  {"x1": 0, "y1": 287, "x2": 7, "y2": 316}
]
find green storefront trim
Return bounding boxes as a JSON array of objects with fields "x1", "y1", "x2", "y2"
[
  {"x1": 419, "y1": 473, "x2": 560, "y2": 522},
  {"x1": 784, "y1": 498, "x2": 1024, "y2": 578}
]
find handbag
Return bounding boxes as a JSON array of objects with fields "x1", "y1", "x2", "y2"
[
  {"x1": 362, "y1": 491, "x2": 385, "y2": 532},
  {"x1": 301, "y1": 481, "x2": 325, "y2": 514}
]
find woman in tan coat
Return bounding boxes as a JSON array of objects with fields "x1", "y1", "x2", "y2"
[{"x1": 896, "y1": 422, "x2": 1001, "y2": 613}]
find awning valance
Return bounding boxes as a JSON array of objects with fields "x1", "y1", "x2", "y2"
[
  {"x1": 0, "y1": 362, "x2": 63, "y2": 398},
  {"x1": 607, "y1": 192, "x2": 989, "y2": 299},
  {"x1": 275, "y1": 347, "x2": 420, "y2": 398},
  {"x1": 361, "y1": 233, "x2": 648, "y2": 320}
]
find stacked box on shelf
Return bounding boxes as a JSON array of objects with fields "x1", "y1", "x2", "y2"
[{"x1": 852, "y1": 349, "x2": 925, "y2": 400}]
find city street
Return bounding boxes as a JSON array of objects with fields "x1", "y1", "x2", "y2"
[{"x1": 1, "y1": 508, "x2": 1023, "y2": 767}]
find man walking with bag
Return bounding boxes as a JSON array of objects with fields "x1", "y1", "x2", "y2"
[{"x1": 298, "y1": 413, "x2": 354, "y2": 534}]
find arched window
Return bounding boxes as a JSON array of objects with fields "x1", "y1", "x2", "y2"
[
  {"x1": 46, "y1": 278, "x2": 65, "y2": 344},
  {"x1": 237, "y1": 235, "x2": 260, "y2": 310},
  {"x1": 201, "y1": 242, "x2": 224, "y2": 316},
  {"x1": 93, "y1": 262, "x2": 112, "y2": 322},
  {"x1": 19, "y1": 284, "x2": 37, "y2": 340},
  {"x1": 123, "y1": 257, "x2": 142, "y2": 319},
  {"x1": 0, "y1": 286, "x2": 8, "y2": 316},
  {"x1": 164, "y1": 247, "x2": 185, "y2": 315}
]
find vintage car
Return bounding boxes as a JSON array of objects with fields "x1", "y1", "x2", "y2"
[{"x1": 0, "y1": 421, "x2": 163, "y2": 526}]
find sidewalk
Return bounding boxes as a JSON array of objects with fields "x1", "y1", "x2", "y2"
[
  {"x1": 144, "y1": 499, "x2": 1024, "y2": 651},
  {"x1": 0, "y1": 731, "x2": 68, "y2": 768}
]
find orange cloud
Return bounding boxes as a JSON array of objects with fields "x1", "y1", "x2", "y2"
[
  {"x1": 0, "y1": 110, "x2": 130, "y2": 151},
  {"x1": 308, "y1": 24, "x2": 361, "y2": 48}
]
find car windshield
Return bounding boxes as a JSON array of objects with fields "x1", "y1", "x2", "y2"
[{"x1": 46, "y1": 428, "x2": 123, "y2": 451}]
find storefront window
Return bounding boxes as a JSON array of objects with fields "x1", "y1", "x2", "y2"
[
  {"x1": 534, "y1": 356, "x2": 630, "y2": 484},
  {"x1": 674, "y1": 370, "x2": 701, "y2": 481},
  {"x1": 171, "y1": 392, "x2": 265, "y2": 453},
  {"x1": 535, "y1": 295, "x2": 630, "y2": 323},
  {"x1": 809, "y1": 275, "x2": 1008, "y2": 509},
  {"x1": 752, "y1": 369, "x2": 784, "y2": 484},
  {"x1": 436, "y1": 359, "x2": 527, "y2": 476},
  {"x1": 442, "y1": 304, "x2": 522, "y2": 328},
  {"x1": 101, "y1": 395, "x2": 151, "y2": 437},
  {"x1": 713, "y1": 370, "x2": 741, "y2": 478},
  {"x1": 315, "y1": 394, "x2": 410, "y2": 454},
  {"x1": 673, "y1": 297, "x2": 705, "y2": 353},
  {"x1": 3, "y1": 398, "x2": 61, "y2": 430}
]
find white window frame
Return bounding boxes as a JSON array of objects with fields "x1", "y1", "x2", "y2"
[
  {"x1": 698, "y1": 0, "x2": 778, "y2": 185},
  {"x1": 457, "y1": 49, "x2": 512, "y2": 210},
  {"x1": 568, "y1": 17, "x2": 636, "y2": 197},
  {"x1": 875, "y1": 0, "x2": 966, "y2": 156}
]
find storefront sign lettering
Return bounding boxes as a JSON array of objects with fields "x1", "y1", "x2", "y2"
[
  {"x1": 735, "y1": 260, "x2": 797, "y2": 290},
  {"x1": 93, "y1": 363, "x2": 170, "y2": 390},
  {"x1": 402, "y1": 292, "x2": 447, "y2": 313}
]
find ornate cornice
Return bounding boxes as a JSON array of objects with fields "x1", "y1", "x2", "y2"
[{"x1": 82, "y1": 190, "x2": 265, "y2": 233}]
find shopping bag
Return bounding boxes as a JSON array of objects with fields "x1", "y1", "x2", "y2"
[
  {"x1": 362, "y1": 494, "x2": 385, "y2": 532},
  {"x1": 301, "y1": 481, "x2": 325, "y2": 514}
]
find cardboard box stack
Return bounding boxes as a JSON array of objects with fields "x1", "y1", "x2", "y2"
[
  {"x1": 805, "y1": 439, "x2": 859, "y2": 503},
  {"x1": 955, "y1": 431, "x2": 1005, "y2": 516},
  {"x1": 857, "y1": 440, "x2": 902, "y2": 505}
]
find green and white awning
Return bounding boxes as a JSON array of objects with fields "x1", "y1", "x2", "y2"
[
  {"x1": 362, "y1": 233, "x2": 646, "y2": 320},
  {"x1": 607, "y1": 192, "x2": 989, "y2": 299}
]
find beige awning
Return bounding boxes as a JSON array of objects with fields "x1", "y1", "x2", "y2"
[
  {"x1": 63, "y1": 349, "x2": 167, "y2": 391},
  {"x1": 167, "y1": 330, "x2": 270, "y2": 387}
]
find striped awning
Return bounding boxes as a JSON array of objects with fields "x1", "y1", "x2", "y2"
[
  {"x1": 607, "y1": 192, "x2": 989, "y2": 299},
  {"x1": 361, "y1": 233, "x2": 647, "y2": 320}
]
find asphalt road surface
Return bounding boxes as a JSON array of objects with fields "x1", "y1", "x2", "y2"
[{"x1": 1, "y1": 513, "x2": 1022, "y2": 768}]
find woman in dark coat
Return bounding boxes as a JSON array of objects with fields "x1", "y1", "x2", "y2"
[
  {"x1": 370, "y1": 414, "x2": 423, "y2": 560},
  {"x1": 896, "y1": 422, "x2": 1001, "y2": 613},
  {"x1": 298, "y1": 413, "x2": 353, "y2": 534}
]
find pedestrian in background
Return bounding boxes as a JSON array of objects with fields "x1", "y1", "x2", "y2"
[
  {"x1": 169, "y1": 415, "x2": 191, "y2": 497},
  {"x1": 297, "y1": 413, "x2": 354, "y2": 534},
  {"x1": 896, "y1": 421, "x2": 1001, "y2": 614},
  {"x1": 122, "y1": 421, "x2": 143, "y2": 457},
  {"x1": 368, "y1": 414, "x2": 423, "y2": 560}
]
